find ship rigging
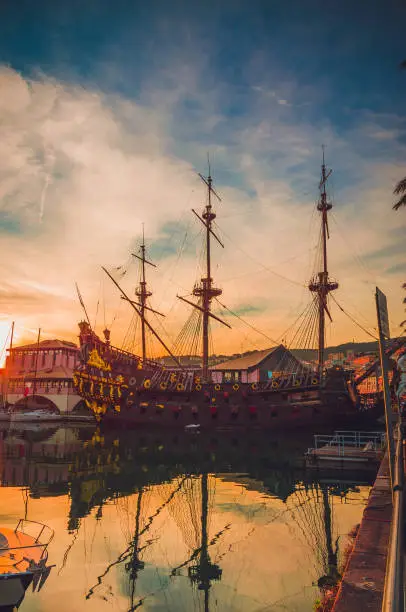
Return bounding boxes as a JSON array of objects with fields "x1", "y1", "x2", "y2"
[
  {"x1": 308, "y1": 148, "x2": 338, "y2": 378},
  {"x1": 73, "y1": 154, "x2": 404, "y2": 426}
]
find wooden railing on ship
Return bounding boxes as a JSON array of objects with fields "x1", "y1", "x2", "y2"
[{"x1": 84, "y1": 333, "x2": 163, "y2": 370}]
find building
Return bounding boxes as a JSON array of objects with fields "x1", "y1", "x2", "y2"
[
  {"x1": 210, "y1": 345, "x2": 304, "y2": 384},
  {"x1": 351, "y1": 354, "x2": 376, "y2": 370},
  {"x1": 327, "y1": 352, "x2": 345, "y2": 365},
  {"x1": 4, "y1": 339, "x2": 84, "y2": 415}
]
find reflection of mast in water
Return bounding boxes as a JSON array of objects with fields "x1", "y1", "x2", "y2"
[
  {"x1": 286, "y1": 482, "x2": 343, "y2": 592},
  {"x1": 86, "y1": 476, "x2": 188, "y2": 602},
  {"x1": 188, "y1": 473, "x2": 222, "y2": 612},
  {"x1": 123, "y1": 488, "x2": 146, "y2": 610},
  {"x1": 164, "y1": 473, "x2": 222, "y2": 612},
  {"x1": 319, "y1": 485, "x2": 339, "y2": 590},
  {"x1": 85, "y1": 487, "x2": 152, "y2": 605}
]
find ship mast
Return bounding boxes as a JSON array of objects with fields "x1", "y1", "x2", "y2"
[
  {"x1": 103, "y1": 266, "x2": 182, "y2": 368},
  {"x1": 134, "y1": 227, "x2": 153, "y2": 363},
  {"x1": 177, "y1": 166, "x2": 230, "y2": 382},
  {"x1": 125, "y1": 227, "x2": 167, "y2": 363},
  {"x1": 309, "y1": 149, "x2": 338, "y2": 378}
]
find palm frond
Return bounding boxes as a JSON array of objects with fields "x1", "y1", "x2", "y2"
[
  {"x1": 393, "y1": 193, "x2": 406, "y2": 211},
  {"x1": 394, "y1": 177, "x2": 406, "y2": 195}
]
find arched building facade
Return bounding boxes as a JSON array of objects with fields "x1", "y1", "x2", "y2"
[{"x1": 3, "y1": 339, "x2": 85, "y2": 415}]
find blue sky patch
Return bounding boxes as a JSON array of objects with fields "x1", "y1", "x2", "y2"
[{"x1": 0, "y1": 213, "x2": 21, "y2": 235}]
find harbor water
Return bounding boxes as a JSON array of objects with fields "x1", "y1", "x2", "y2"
[{"x1": 0, "y1": 424, "x2": 373, "y2": 611}]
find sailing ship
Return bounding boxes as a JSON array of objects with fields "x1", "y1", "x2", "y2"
[{"x1": 73, "y1": 156, "x2": 356, "y2": 427}]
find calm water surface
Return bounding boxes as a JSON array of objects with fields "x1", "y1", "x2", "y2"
[{"x1": 0, "y1": 425, "x2": 373, "y2": 612}]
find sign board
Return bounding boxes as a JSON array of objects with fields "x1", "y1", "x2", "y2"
[
  {"x1": 376, "y1": 287, "x2": 390, "y2": 340},
  {"x1": 375, "y1": 286, "x2": 395, "y2": 484}
]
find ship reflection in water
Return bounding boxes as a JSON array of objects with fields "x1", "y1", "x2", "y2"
[{"x1": 0, "y1": 424, "x2": 372, "y2": 611}]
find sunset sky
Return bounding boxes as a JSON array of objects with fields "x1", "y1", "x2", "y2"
[{"x1": 0, "y1": 0, "x2": 405, "y2": 358}]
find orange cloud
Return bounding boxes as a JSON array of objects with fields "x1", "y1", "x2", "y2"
[{"x1": 0, "y1": 66, "x2": 404, "y2": 361}]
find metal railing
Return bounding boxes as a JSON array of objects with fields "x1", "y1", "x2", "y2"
[
  {"x1": 382, "y1": 424, "x2": 404, "y2": 612},
  {"x1": 14, "y1": 519, "x2": 54, "y2": 552},
  {"x1": 309, "y1": 430, "x2": 386, "y2": 457},
  {"x1": 0, "y1": 520, "x2": 54, "y2": 571},
  {"x1": 1, "y1": 542, "x2": 50, "y2": 564}
]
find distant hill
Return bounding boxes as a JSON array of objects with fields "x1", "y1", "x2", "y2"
[
  {"x1": 211, "y1": 340, "x2": 382, "y2": 365},
  {"x1": 290, "y1": 340, "x2": 380, "y2": 362},
  {"x1": 157, "y1": 340, "x2": 383, "y2": 367}
]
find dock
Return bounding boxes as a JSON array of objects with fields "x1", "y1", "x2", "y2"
[
  {"x1": 305, "y1": 430, "x2": 385, "y2": 471},
  {"x1": 332, "y1": 453, "x2": 392, "y2": 611},
  {"x1": 304, "y1": 429, "x2": 393, "y2": 609},
  {"x1": 324, "y1": 420, "x2": 405, "y2": 612}
]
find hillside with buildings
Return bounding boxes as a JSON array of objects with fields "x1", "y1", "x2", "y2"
[{"x1": 156, "y1": 340, "x2": 382, "y2": 369}]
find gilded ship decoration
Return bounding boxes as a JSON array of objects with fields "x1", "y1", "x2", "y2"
[{"x1": 87, "y1": 348, "x2": 112, "y2": 372}]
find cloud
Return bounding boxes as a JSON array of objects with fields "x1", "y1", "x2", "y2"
[
  {"x1": 363, "y1": 236, "x2": 406, "y2": 261},
  {"x1": 0, "y1": 64, "x2": 405, "y2": 357},
  {"x1": 222, "y1": 302, "x2": 268, "y2": 317},
  {"x1": 386, "y1": 262, "x2": 406, "y2": 275}
]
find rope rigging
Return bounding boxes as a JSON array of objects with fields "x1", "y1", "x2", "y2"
[
  {"x1": 215, "y1": 223, "x2": 306, "y2": 289},
  {"x1": 330, "y1": 212, "x2": 377, "y2": 292},
  {"x1": 214, "y1": 298, "x2": 280, "y2": 346},
  {"x1": 89, "y1": 152, "x2": 387, "y2": 374},
  {"x1": 330, "y1": 295, "x2": 378, "y2": 341},
  {"x1": 0, "y1": 324, "x2": 12, "y2": 365},
  {"x1": 86, "y1": 476, "x2": 189, "y2": 600}
]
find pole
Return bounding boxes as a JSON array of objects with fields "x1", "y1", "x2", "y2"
[
  {"x1": 134, "y1": 226, "x2": 154, "y2": 363},
  {"x1": 202, "y1": 179, "x2": 212, "y2": 382},
  {"x1": 318, "y1": 154, "x2": 329, "y2": 377},
  {"x1": 140, "y1": 230, "x2": 147, "y2": 363},
  {"x1": 382, "y1": 423, "x2": 404, "y2": 612},
  {"x1": 4, "y1": 321, "x2": 14, "y2": 407},
  {"x1": 318, "y1": 283, "x2": 326, "y2": 378},
  {"x1": 375, "y1": 288, "x2": 395, "y2": 487},
  {"x1": 75, "y1": 283, "x2": 92, "y2": 329},
  {"x1": 192, "y1": 169, "x2": 223, "y2": 382},
  {"x1": 201, "y1": 472, "x2": 210, "y2": 612},
  {"x1": 102, "y1": 267, "x2": 183, "y2": 369},
  {"x1": 9, "y1": 321, "x2": 14, "y2": 354},
  {"x1": 309, "y1": 151, "x2": 337, "y2": 379},
  {"x1": 32, "y1": 328, "x2": 41, "y2": 398}
]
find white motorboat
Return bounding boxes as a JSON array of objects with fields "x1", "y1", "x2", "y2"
[
  {"x1": 185, "y1": 423, "x2": 201, "y2": 433},
  {"x1": 9, "y1": 410, "x2": 62, "y2": 423},
  {"x1": 0, "y1": 519, "x2": 54, "y2": 610}
]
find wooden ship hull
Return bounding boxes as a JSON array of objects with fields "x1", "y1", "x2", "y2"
[
  {"x1": 91, "y1": 390, "x2": 355, "y2": 429},
  {"x1": 73, "y1": 333, "x2": 358, "y2": 429}
]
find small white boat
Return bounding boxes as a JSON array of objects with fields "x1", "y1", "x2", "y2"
[
  {"x1": 9, "y1": 410, "x2": 62, "y2": 423},
  {"x1": 0, "y1": 519, "x2": 54, "y2": 610},
  {"x1": 185, "y1": 423, "x2": 201, "y2": 433},
  {"x1": 61, "y1": 414, "x2": 95, "y2": 423}
]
